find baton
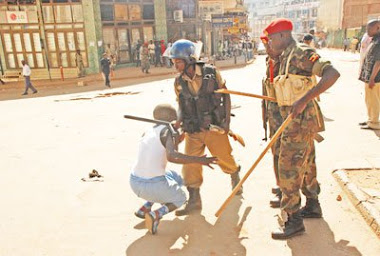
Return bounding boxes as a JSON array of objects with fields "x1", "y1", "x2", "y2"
[
  {"x1": 123, "y1": 114, "x2": 178, "y2": 136},
  {"x1": 215, "y1": 89, "x2": 277, "y2": 102}
]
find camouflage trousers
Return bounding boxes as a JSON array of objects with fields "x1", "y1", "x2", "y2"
[
  {"x1": 278, "y1": 105, "x2": 321, "y2": 214},
  {"x1": 267, "y1": 101, "x2": 283, "y2": 185}
]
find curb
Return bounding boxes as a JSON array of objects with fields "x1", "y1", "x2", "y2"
[{"x1": 332, "y1": 168, "x2": 380, "y2": 238}]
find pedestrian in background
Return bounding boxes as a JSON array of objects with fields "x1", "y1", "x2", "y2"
[
  {"x1": 351, "y1": 37, "x2": 359, "y2": 53},
  {"x1": 303, "y1": 34, "x2": 314, "y2": 47},
  {"x1": 21, "y1": 60, "x2": 37, "y2": 95},
  {"x1": 100, "y1": 53, "x2": 111, "y2": 87},
  {"x1": 140, "y1": 42, "x2": 150, "y2": 74},
  {"x1": 343, "y1": 38, "x2": 350, "y2": 51},
  {"x1": 154, "y1": 40, "x2": 162, "y2": 67},
  {"x1": 148, "y1": 40, "x2": 155, "y2": 65},
  {"x1": 75, "y1": 50, "x2": 85, "y2": 78},
  {"x1": 359, "y1": 19, "x2": 380, "y2": 130}
]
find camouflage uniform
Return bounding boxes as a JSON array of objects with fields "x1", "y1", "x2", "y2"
[
  {"x1": 264, "y1": 57, "x2": 282, "y2": 183},
  {"x1": 277, "y1": 41, "x2": 330, "y2": 214}
]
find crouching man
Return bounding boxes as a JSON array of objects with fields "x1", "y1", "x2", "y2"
[{"x1": 129, "y1": 104, "x2": 217, "y2": 234}]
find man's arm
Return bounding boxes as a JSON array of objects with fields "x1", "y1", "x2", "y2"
[
  {"x1": 160, "y1": 128, "x2": 217, "y2": 167},
  {"x1": 369, "y1": 61, "x2": 380, "y2": 89}
]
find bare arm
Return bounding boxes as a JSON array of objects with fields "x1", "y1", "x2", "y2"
[
  {"x1": 291, "y1": 66, "x2": 340, "y2": 118},
  {"x1": 160, "y1": 128, "x2": 217, "y2": 167},
  {"x1": 369, "y1": 61, "x2": 380, "y2": 89}
]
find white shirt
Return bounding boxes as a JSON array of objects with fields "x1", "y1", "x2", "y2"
[
  {"x1": 131, "y1": 125, "x2": 167, "y2": 179},
  {"x1": 22, "y1": 64, "x2": 31, "y2": 76}
]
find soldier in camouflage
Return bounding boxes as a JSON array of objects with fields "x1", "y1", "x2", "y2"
[
  {"x1": 260, "y1": 34, "x2": 283, "y2": 208},
  {"x1": 264, "y1": 19, "x2": 340, "y2": 240}
]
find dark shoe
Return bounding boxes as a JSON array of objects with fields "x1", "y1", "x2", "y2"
[
  {"x1": 272, "y1": 186, "x2": 281, "y2": 194},
  {"x1": 358, "y1": 122, "x2": 367, "y2": 126},
  {"x1": 230, "y1": 166, "x2": 243, "y2": 195},
  {"x1": 33, "y1": 90, "x2": 38, "y2": 94},
  {"x1": 270, "y1": 191, "x2": 282, "y2": 208},
  {"x1": 361, "y1": 125, "x2": 379, "y2": 130},
  {"x1": 175, "y1": 187, "x2": 202, "y2": 216},
  {"x1": 145, "y1": 211, "x2": 160, "y2": 235},
  {"x1": 272, "y1": 210, "x2": 305, "y2": 240},
  {"x1": 22, "y1": 92, "x2": 28, "y2": 95},
  {"x1": 300, "y1": 198, "x2": 322, "y2": 218}
]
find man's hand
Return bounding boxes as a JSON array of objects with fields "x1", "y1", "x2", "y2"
[
  {"x1": 174, "y1": 120, "x2": 182, "y2": 129},
  {"x1": 199, "y1": 154, "x2": 218, "y2": 169},
  {"x1": 369, "y1": 79, "x2": 376, "y2": 89},
  {"x1": 291, "y1": 97, "x2": 308, "y2": 118}
]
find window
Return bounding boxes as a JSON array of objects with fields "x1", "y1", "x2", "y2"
[
  {"x1": 1, "y1": 31, "x2": 45, "y2": 69},
  {"x1": 42, "y1": 6, "x2": 55, "y2": 23},
  {"x1": 72, "y1": 5, "x2": 84, "y2": 22},
  {"x1": 143, "y1": 4, "x2": 154, "y2": 19},
  {"x1": 115, "y1": 4, "x2": 128, "y2": 21},
  {"x1": 100, "y1": 4, "x2": 114, "y2": 21},
  {"x1": 54, "y1": 5, "x2": 72, "y2": 23},
  {"x1": 129, "y1": 5, "x2": 141, "y2": 20}
]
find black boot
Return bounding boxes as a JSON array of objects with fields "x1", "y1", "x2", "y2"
[
  {"x1": 270, "y1": 190, "x2": 282, "y2": 208},
  {"x1": 272, "y1": 210, "x2": 305, "y2": 240},
  {"x1": 230, "y1": 166, "x2": 243, "y2": 195},
  {"x1": 175, "y1": 187, "x2": 202, "y2": 216},
  {"x1": 300, "y1": 198, "x2": 322, "y2": 218}
]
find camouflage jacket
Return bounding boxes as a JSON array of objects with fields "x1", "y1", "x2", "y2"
[
  {"x1": 278, "y1": 40, "x2": 331, "y2": 77},
  {"x1": 278, "y1": 40, "x2": 330, "y2": 133}
]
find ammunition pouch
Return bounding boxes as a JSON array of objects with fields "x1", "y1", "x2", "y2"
[
  {"x1": 273, "y1": 74, "x2": 315, "y2": 106},
  {"x1": 274, "y1": 48, "x2": 317, "y2": 106}
]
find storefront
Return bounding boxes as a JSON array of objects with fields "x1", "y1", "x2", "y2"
[
  {"x1": 100, "y1": 0, "x2": 155, "y2": 64},
  {"x1": 0, "y1": 0, "x2": 88, "y2": 75}
]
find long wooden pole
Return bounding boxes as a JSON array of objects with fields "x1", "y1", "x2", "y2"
[
  {"x1": 215, "y1": 115, "x2": 293, "y2": 218},
  {"x1": 215, "y1": 89, "x2": 277, "y2": 102}
]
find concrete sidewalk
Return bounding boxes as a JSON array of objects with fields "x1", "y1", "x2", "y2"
[{"x1": 0, "y1": 55, "x2": 253, "y2": 101}]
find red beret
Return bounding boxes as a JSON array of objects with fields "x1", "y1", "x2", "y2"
[
  {"x1": 264, "y1": 18, "x2": 293, "y2": 36},
  {"x1": 260, "y1": 34, "x2": 269, "y2": 44}
]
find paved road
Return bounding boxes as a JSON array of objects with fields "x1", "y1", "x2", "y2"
[{"x1": 0, "y1": 49, "x2": 379, "y2": 256}]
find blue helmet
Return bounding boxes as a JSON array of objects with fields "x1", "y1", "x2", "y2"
[{"x1": 169, "y1": 39, "x2": 196, "y2": 63}]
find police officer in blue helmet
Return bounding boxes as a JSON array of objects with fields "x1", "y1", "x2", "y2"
[{"x1": 170, "y1": 39, "x2": 243, "y2": 216}]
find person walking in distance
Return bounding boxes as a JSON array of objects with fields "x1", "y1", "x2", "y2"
[
  {"x1": 169, "y1": 39, "x2": 243, "y2": 216},
  {"x1": 100, "y1": 53, "x2": 111, "y2": 87},
  {"x1": 21, "y1": 60, "x2": 37, "y2": 95}
]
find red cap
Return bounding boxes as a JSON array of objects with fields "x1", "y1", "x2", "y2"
[
  {"x1": 263, "y1": 18, "x2": 293, "y2": 36},
  {"x1": 260, "y1": 34, "x2": 269, "y2": 44}
]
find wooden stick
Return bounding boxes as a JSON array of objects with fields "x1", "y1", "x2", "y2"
[
  {"x1": 215, "y1": 115, "x2": 293, "y2": 218},
  {"x1": 215, "y1": 89, "x2": 277, "y2": 102}
]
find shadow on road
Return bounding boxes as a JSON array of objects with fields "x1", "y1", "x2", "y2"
[
  {"x1": 287, "y1": 219, "x2": 362, "y2": 256},
  {"x1": 126, "y1": 197, "x2": 249, "y2": 256}
]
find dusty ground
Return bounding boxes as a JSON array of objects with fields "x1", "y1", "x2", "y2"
[{"x1": 0, "y1": 49, "x2": 379, "y2": 256}]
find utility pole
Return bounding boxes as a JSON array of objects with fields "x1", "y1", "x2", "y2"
[{"x1": 35, "y1": 0, "x2": 52, "y2": 80}]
